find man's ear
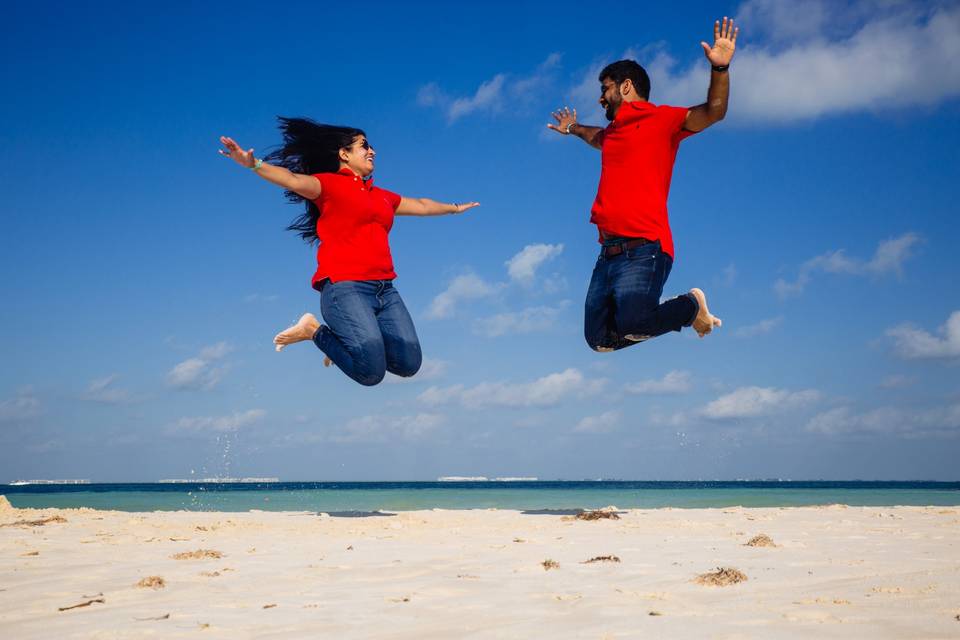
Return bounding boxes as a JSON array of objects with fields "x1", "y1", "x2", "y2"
[{"x1": 620, "y1": 79, "x2": 633, "y2": 97}]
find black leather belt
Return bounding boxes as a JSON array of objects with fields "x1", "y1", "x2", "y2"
[{"x1": 601, "y1": 237, "x2": 652, "y2": 258}]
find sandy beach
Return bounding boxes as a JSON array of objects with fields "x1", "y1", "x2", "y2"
[{"x1": 1, "y1": 497, "x2": 959, "y2": 639}]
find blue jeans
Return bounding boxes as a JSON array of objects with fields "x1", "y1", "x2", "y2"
[
  {"x1": 313, "y1": 280, "x2": 422, "y2": 386},
  {"x1": 584, "y1": 240, "x2": 698, "y2": 351}
]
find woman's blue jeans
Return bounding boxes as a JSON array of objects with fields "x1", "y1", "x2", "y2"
[
  {"x1": 584, "y1": 240, "x2": 698, "y2": 351},
  {"x1": 313, "y1": 280, "x2": 422, "y2": 386}
]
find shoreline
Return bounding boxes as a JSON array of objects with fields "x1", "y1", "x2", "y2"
[{"x1": 2, "y1": 499, "x2": 959, "y2": 638}]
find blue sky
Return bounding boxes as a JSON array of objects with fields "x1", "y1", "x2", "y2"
[{"x1": 1, "y1": 0, "x2": 959, "y2": 481}]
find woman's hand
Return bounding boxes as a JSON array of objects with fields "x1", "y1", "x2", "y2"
[
  {"x1": 219, "y1": 135, "x2": 256, "y2": 168},
  {"x1": 452, "y1": 201, "x2": 480, "y2": 214}
]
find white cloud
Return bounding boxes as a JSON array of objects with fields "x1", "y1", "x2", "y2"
[
  {"x1": 879, "y1": 374, "x2": 914, "y2": 389},
  {"x1": 702, "y1": 386, "x2": 820, "y2": 419},
  {"x1": 734, "y1": 316, "x2": 783, "y2": 338},
  {"x1": 806, "y1": 403, "x2": 960, "y2": 438},
  {"x1": 624, "y1": 370, "x2": 692, "y2": 395},
  {"x1": 574, "y1": 410, "x2": 621, "y2": 434},
  {"x1": 426, "y1": 273, "x2": 501, "y2": 320},
  {"x1": 0, "y1": 387, "x2": 41, "y2": 422},
  {"x1": 172, "y1": 409, "x2": 266, "y2": 433},
  {"x1": 419, "y1": 54, "x2": 562, "y2": 123},
  {"x1": 243, "y1": 293, "x2": 279, "y2": 304},
  {"x1": 330, "y1": 413, "x2": 445, "y2": 444},
  {"x1": 646, "y1": 3, "x2": 960, "y2": 123},
  {"x1": 721, "y1": 263, "x2": 738, "y2": 287},
  {"x1": 385, "y1": 358, "x2": 449, "y2": 384},
  {"x1": 166, "y1": 342, "x2": 234, "y2": 390},
  {"x1": 84, "y1": 374, "x2": 133, "y2": 404},
  {"x1": 775, "y1": 233, "x2": 920, "y2": 298},
  {"x1": 473, "y1": 304, "x2": 566, "y2": 337},
  {"x1": 505, "y1": 243, "x2": 564, "y2": 285},
  {"x1": 419, "y1": 368, "x2": 605, "y2": 409},
  {"x1": 887, "y1": 310, "x2": 960, "y2": 359}
]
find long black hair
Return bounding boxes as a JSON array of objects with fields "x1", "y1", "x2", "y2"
[{"x1": 263, "y1": 117, "x2": 365, "y2": 244}]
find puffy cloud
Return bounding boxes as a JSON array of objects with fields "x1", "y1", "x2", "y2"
[
  {"x1": 172, "y1": 409, "x2": 266, "y2": 433},
  {"x1": 505, "y1": 243, "x2": 564, "y2": 285},
  {"x1": 473, "y1": 304, "x2": 565, "y2": 337},
  {"x1": 806, "y1": 403, "x2": 960, "y2": 438},
  {"x1": 646, "y1": 3, "x2": 960, "y2": 123},
  {"x1": 624, "y1": 370, "x2": 693, "y2": 395},
  {"x1": 330, "y1": 413, "x2": 445, "y2": 444},
  {"x1": 166, "y1": 342, "x2": 234, "y2": 390},
  {"x1": 702, "y1": 386, "x2": 820, "y2": 419},
  {"x1": 418, "y1": 54, "x2": 562, "y2": 123},
  {"x1": 887, "y1": 310, "x2": 960, "y2": 359},
  {"x1": 775, "y1": 233, "x2": 920, "y2": 298},
  {"x1": 574, "y1": 410, "x2": 621, "y2": 434},
  {"x1": 426, "y1": 273, "x2": 501, "y2": 320},
  {"x1": 419, "y1": 368, "x2": 605, "y2": 409},
  {"x1": 84, "y1": 374, "x2": 133, "y2": 404},
  {"x1": 734, "y1": 317, "x2": 783, "y2": 338},
  {"x1": 0, "y1": 387, "x2": 41, "y2": 422}
]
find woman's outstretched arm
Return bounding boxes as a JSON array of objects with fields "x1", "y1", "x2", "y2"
[
  {"x1": 396, "y1": 198, "x2": 479, "y2": 217},
  {"x1": 219, "y1": 135, "x2": 321, "y2": 200}
]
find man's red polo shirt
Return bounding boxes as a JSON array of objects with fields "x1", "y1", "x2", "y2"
[
  {"x1": 310, "y1": 168, "x2": 402, "y2": 289},
  {"x1": 591, "y1": 100, "x2": 696, "y2": 259}
]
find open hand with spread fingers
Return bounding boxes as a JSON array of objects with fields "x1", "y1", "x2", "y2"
[
  {"x1": 547, "y1": 106, "x2": 578, "y2": 135},
  {"x1": 219, "y1": 135, "x2": 256, "y2": 168},
  {"x1": 701, "y1": 17, "x2": 738, "y2": 67}
]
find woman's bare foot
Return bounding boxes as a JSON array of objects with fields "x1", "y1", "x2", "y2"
[
  {"x1": 689, "y1": 288, "x2": 722, "y2": 338},
  {"x1": 274, "y1": 313, "x2": 321, "y2": 352}
]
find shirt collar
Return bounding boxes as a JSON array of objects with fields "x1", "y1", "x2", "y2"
[
  {"x1": 613, "y1": 99, "x2": 654, "y2": 124},
  {"x1": 337, "y1": 167, "x2": 374, "y2": 187}
]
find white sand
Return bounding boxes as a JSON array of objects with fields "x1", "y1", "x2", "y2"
[{"x1": 1, "y1": 501, "x2": 959, "y2": 639}]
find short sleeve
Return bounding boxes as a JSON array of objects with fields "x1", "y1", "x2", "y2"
[
  {"x1": 662, "y1": 105, "x2": 696, "y2": 144},
  {"x1": 595, "y1": 126, "x2": 608, "y2": 147},
  {"x1": 377, "y1": 187, "x2": 402, "y2": 212},
  {"x1": 310, "y1": 173, "x2": 328, "y2": 203}
]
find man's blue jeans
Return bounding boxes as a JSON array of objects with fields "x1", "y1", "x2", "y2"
[
  {"x1": 584, "y1": 240, "x2": 698, "y2": 351},
  {"x1": 313, "y1": 280, "x2": 422, "y2": 386}
]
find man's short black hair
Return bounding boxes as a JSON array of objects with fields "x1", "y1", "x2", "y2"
[{"x1": 598, "y1": 60, "x2": 651, "y2": 100}]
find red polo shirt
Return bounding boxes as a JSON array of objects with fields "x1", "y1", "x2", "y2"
[
  {"x1": 591, "y1": 101, "x2": 696, "y2": 259},
  {"x1": 310, "y1": 168, "x2": 402, "y2": 289}
]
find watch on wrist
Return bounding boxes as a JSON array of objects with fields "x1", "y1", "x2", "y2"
[
  {"x1": 565, "y1": 122, "x2": 576, "y2": 135},
  {"x1": 711, "y1": 64, "x2": 729, "y2": 73}
]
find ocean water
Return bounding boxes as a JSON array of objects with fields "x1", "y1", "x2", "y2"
[{"x1": 3, "y1": 481, "x2": 959, "y2": 512}]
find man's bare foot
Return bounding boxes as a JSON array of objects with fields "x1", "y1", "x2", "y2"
[
  {"x1": 323, "y1": 356, "x2": 332, "y2": 367},
  {"x1": 274, "y1": 313, "x2": 321, "y2": 352},
  {"x1": 689, "y1": 288, "x2": 722, "y2": 338}
]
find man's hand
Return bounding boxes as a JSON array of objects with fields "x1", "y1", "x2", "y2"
[
  {"x1": 547, "y1": 106, "x2": 578, "y2": 135},
  {"x1": 701, "y1": 17, "x2": 738, "y2": 67}
]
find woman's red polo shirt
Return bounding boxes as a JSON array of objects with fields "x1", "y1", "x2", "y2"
[
  {"x1": 590, "y1": 101, "x2": 696, "y2": 259},
  {"x1": 309, "y1": 168, "x2": 402, "y2": 289}
]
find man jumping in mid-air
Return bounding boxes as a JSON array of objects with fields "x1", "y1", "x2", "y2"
[{"x1": 548, "y1": 17, "x2": 738, "y2": 352}]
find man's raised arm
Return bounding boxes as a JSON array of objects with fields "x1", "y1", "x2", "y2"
[
  {"x1": 685, "y1": 17, "x2": 739, "y2": 133},
  {"x1": 547, "y1": 107, "x2": 604, "y2": 149}
]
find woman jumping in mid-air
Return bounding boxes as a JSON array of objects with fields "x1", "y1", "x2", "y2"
[{"x1": 219, "y1": 118, "x2": 478, "y2": 386}]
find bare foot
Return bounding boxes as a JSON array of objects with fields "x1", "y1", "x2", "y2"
[
  {"x1": 274, "y1": 313, "x2": 320, "y2": 352},
  {"x1": 689, "y1": 288, "x2": 722, "y2": 338},
  {"x1": 323, "y1": 356, "x2": 332, "y2": 367}
]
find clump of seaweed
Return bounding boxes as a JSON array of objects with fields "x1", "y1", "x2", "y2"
[
  {"x1": 136, "y1": 576, "x2": 166, "y2": 589},
  {"x1": 1, "y1": 515, "x2": 67, "y2": 528},
  {"x1": 542, "y1": 559, "x2": 560, "y2": 570},
  {"x1": 695, "y1": 567, "x2": 748, "y2": 586},
  {"x1": 171, "y1": 549, "x2": 223, "y2": 560},
  {"x1": 745, "y1": 534, "x2": 777, "y2": 547},
  {"x1": 575, "y1": 510, "x2": 620, "y2": 521},
  {"x1": 582, "y1": 555, "x2": 621, "y2": 563}
]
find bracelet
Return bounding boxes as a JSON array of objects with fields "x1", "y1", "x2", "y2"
[
  {"x1": 452, "y1": 203, "x2": 460, "y2": 213},
  {"x1": 565, "y1": 122, "x2": 576, "y2": 135},
  {"x1": 711, "y1": 64, "x2": 729, "y2": 73},
  {"x1": 250, "y1": 158, "x2": 264, "y2": 171}
]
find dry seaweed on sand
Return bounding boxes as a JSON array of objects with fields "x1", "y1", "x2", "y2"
[
  {"x1": 136, "y1": 576, "x2": 166, "y2": 589},
  {"x1": 171, "y1": 549, "x2": 223, "y2": 560},
  {"x1": 582, "y1": 555, "x2": 621, "y2": 563},
  {"x1": 58, "y1": 598, "x2": 105, "y2": 612},
  {"x1": 541, "y1": 559, "x2": 560, "y2": 570},
  {"x1": 575, "y1": 510, "x2": 620, "y2": 521},
  {"x1": 134, "y1": 613, "x2": 170, "y2": 621},
  {"x1": 745, "y1": 534, "x2": 777, "y2": 547},
  {"x1": 1, "y1": 515, "x2": 68, "y2": 528},
  {"x1": 695, "y1": 567, "x2": 747, "y2": 586}
]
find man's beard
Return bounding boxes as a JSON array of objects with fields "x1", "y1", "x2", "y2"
[{"x1": 604, "y1": 100, "x2": 619, "y2": 121}]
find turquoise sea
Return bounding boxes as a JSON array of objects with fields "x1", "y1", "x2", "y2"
[{"x1": 3, "y1": 481, "x2": 959, "y2": 512}]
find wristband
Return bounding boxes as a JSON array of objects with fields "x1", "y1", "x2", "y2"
[
  {"x1": 565, "y1": 122, "x2": 576, "y2": 135},
  {"x1": 711, "y1": 64, "x2": 729, "y2": 73},
  {"x1": 250, "y1": 158, "x2": 263, "y2": 171}
]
